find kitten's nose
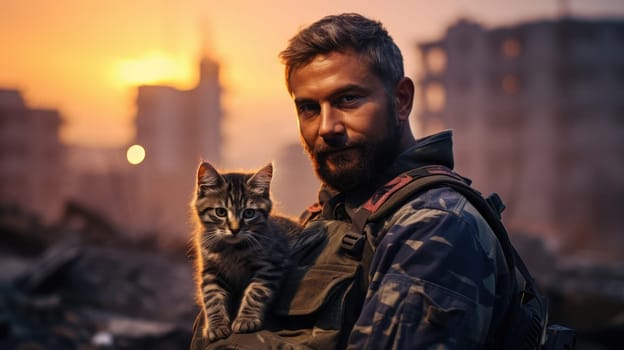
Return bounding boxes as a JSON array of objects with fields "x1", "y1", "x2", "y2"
[{"x1": 229, "y1": 220, "x2": 241, "y2": 235}]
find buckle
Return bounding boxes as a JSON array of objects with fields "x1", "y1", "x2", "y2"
[
  {"x1": 485, "y1": 193, "x2": 506, "y2": 218},
  {"x1": 341, "y1": 232, "x2": 364, "y2": 260}
]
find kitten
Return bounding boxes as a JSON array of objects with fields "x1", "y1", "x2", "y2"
[{"x1": 192, "y1": 161, "x2": 300, "y2": 342}]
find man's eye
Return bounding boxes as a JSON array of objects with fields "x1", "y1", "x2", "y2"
[
  {"x1": 297, "y1": 103, "x2": 320, "y2": 118},
  {"x1": 214, "y1": 208, "x2": 227, "y2": 217},
  {"x1": 337, "y1": 95, "x2": 360, "y2": 105}
]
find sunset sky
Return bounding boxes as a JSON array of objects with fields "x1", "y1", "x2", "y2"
[{"x1": 2, "y1": 0, "x2": 623, "y2": 167}]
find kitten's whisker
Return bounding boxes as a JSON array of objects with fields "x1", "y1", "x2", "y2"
[
  {"x1": 201, "y1": 231, "x2": 221, "y2": 247},
  {"x1": 246, "y1": 235, "x2": 262, "y2": 251}
]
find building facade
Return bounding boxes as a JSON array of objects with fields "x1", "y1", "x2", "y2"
[
  {"x1": 132, "y1": 57, "x2": 223, "y2": 243},
  {"x1": 0, "y1": 89, "x2": 65, "y2": 224},
  {"x1": 417, "y1": 17, "x2": 624, "y2": 257}
]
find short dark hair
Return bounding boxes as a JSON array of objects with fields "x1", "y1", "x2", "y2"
[{"x1": 279, "y1": 13, "x2": 404, "y2": 94}]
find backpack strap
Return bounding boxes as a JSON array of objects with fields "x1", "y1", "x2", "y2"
[{"x1": 341, "y1": 165, "x2": 519, "y2": 276}]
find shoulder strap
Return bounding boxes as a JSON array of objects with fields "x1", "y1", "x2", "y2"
[
  {"x1": 344, "y1": 165, "x2": 521, "y2": 284},
  {"x1": 343, "y1": 164, "x2": 537, "y2": 284}
]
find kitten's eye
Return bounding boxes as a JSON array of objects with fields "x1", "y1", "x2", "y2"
[
  {"x1": 214, "y1": 208, "x2": 227, "y2": 217},
  {"x1": 242, "y1": 208, "x2": 256, "y2": 219}
]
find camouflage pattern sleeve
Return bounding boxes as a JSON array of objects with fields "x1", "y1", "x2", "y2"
[{"x1": 347, "y1": 187, "x2": 509, "y2": 349}]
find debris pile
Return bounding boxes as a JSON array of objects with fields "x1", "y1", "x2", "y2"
[
  {"x1": 0, "y1": 203, "x2": 197, "y2": 350},
  {"x1": 512, "y1": 234, "x2": 624, "y2": 350}
]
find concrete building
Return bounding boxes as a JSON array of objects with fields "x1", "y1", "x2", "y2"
[
  {"x1": 417, "y1": 17, "x2": 624, "y2": 257},
  {"x1": 131, "y1": 57, "x2": 223, "y2": 243},
  {"x1": 0, "y1": 89, "x2": 65, "y2": 224}
]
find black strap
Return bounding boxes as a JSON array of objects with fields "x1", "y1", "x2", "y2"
[{"x1": 361, "y1": 167, "x2": 517, "y2": 276}]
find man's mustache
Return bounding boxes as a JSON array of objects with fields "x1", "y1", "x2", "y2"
[{"x1": 312, "y1": 142, "x2": 365, "y2": 156}]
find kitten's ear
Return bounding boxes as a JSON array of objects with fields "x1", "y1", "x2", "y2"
[
  {"x1": 197, "y1": 162, "x2": 224, "y2": 192},
  {"x1": 247, "y1": 163, "x2": 273, "y2": 194}
]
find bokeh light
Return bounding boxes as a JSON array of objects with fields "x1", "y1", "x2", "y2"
[{"x1": 126, "y1": 144, "x2": 146, "y2": 165}]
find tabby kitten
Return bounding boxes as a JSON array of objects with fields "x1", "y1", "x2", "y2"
[{"x1": 192, "y1": 161, "x2": 300, "y2": 342}]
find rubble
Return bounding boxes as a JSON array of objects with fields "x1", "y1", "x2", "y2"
[
  {"x1": 513, "y1": 233, "x2": 624, "y2": 350},
  {"x1": 0, "y1": 202, "x2": 197, "y2": 350}
]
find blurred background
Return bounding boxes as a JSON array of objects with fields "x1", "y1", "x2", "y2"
[{"x1": 1, "y1": 0, "x2": 623, "y2": 349}]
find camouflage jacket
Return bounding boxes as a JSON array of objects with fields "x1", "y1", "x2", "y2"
[{"x1": 325, "y1": 130, "x2": 514, "y2": 349}]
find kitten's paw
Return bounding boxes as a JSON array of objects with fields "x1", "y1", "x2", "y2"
[
  {"x1": 232, "y1": 317, "x2": 262, "y2": 333},
  {"x1": 203, "y1": 324, "x2": 231, "y2": 342}
]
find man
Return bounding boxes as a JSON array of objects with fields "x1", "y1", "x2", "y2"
[{"x1": 191, "y1": 13, "x2": 513, "y2": 349}]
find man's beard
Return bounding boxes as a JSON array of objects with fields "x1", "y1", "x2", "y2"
[{"x1": 303, "y1": 105, "x2": 401, "y2": 193}]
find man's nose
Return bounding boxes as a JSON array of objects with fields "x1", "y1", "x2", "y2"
[{"x1": 318, "y1": 106, "x2": 346, "y2": 139}]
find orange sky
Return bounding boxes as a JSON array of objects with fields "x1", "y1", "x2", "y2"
[{"x1": 2, "y1": 0, "x2": 623, "y2": 167}]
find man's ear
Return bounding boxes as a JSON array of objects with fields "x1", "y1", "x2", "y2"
[{"x1": 394, "y1": 77, "x2": 415, "y2": 122}]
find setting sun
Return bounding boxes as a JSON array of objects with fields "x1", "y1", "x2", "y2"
[
  {"x1": 126, "y1": 144, "x2": 146, "y2": 165},
  {"x1": 114, "y1": 53, "x2": 195, "y2": 87}
]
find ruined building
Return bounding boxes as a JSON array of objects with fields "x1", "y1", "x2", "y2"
[
  {"x1": 131, "y1": 57, "x2": 223, "y2": 243},
  {"x1": 0, "y1": 89, "x2": 65, "y2": 224},
  {"x1": 417, "y1": 17, "x2": 624, "y2": 258}
]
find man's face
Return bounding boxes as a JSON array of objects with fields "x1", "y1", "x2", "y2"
[{"x1": 289, "y1": 50, "x2": 400, "y2": 192}]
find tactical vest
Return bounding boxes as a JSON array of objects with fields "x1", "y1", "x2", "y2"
[{"x1": 190, "y1": 165, "x2": 551, "y2": 350}]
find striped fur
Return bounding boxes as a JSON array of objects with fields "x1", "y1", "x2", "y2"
[{"x1": 192, "y1": 161, "x2": 300, "y2": 342}]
